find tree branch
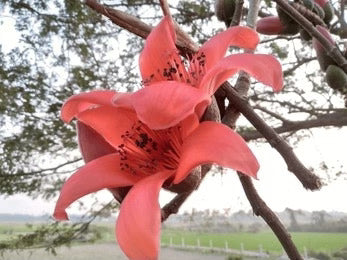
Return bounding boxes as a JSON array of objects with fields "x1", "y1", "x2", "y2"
[
  {"x1": 238, "y1": 173, "x2": 303, "y2": 260},
  {"x1": 222, "y1": 83, "x2": 322, "y2": 190},
  {"x1": 242, "y1": 110, "x2": 347, "y2": 141},
  {"x1": 85, "y1": 0, "x2": 198, "y2": 53}
]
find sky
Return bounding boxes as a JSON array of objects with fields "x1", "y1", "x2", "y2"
[{"x1": 0, "y1": 6, "x2": 346, "y2": 217}]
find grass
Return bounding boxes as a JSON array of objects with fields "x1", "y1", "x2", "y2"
[
  {"x1": 161, "y1": 229, "x2": 347, "y2": 253},
  {"x1": 1, "y1": 223, "x2": 347, "y2": 254}
]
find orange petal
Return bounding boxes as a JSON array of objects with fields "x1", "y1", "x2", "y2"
[
  {"x1": 77, "y1": 106, "x2": 137, "y2": 148},
  {"x1": 116, "y1": 171, "x2": 173, "y2": 260},
  {"x1": 139, "y1": 16, "x2": 181, "y2": 84},
  {"x1": 53, "y1": 154, "x2": 140, "y2": 220},
  {"x1": 192, "y1": 26, "x2": 259, "y2": 72},
  {"x1": 174, "y1": 122, "x2": 259, "y2": 184},
  {"x1": 77, "y1": 122, "x2": 132, "y2": 203},
  {"x1": 200, "y1": 53, "x2": 283, "y2": 94},
  {"x1": 61, "y1": 91, "x2": 116, "y2": 123},
  {"x1": 113, "y1": 81, "x2": 210, "y2": 130},
  {"x1": 179, "y1": 113, "x2": 200, "y2": 139}
]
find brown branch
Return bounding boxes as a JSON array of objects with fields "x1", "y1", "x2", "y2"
[
  {"x1": 273, "y1": 0, "x2": 347, "y2": 73},
  {"x1": 85, "y1": 0, "x2": 198, "y2": 53},
  {"x1": 161, "y1": 191, "x2": 192, "y2": 222},
  {"x1": 161, "y1": 166, "x2": 210, "y2": 222},
  {"x1": 242, "y1": 110, "x2": 347, "y2": 141},
  {"x1": 159, "y1": 0, "x2": 171, "y2": 17},
  {"x1": 222, "y1": 83, "x2": 322, "y2": 190},
  {"x1": 283, "y1": 57, "x2": 316, "y2": 76},
  {"x1": 238, "y1": 173, "x2": 303, "y2": 260},
  {"x1": 230, "y1": 0, "x2": 244, "y2": 27},
  {"x1": 254, "y1": 105, "x2": 293, "y2": 123}
]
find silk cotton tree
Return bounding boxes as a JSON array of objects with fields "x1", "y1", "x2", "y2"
[{"x1": 1, "y1": 0, "x2": 347, "y2": 258}]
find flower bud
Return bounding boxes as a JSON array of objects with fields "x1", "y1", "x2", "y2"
[
  {"x1": 322, "y1": 1, "x2": 334, "y2": 24},
  {"x1": 256, "y1": 16, "x2": 285, "y2": 35},
  {"x1": 314, "y1": 0, "x2": 333, "y2": 22},
  {"x1": 215, "y1": 0, "x2": 236, "y2": 26},
  {"x1": 256, "y1": 16, "x2": 299, "y2": 35},
  {"x1": 313, "y1": 2, "x2": 325, "y2": 19},
  {"x1": 302, "y1": 0, "x2": 314, "y2": 10},
  {"x1": 277, "y1": 4, "x2": 295, "y2": 24},
  {"x1": 312, "y1": 25, "x2": 336, "y2": 71},
  {"x1": 326, "y1": 65, "x2": 347, "y2": 92}
]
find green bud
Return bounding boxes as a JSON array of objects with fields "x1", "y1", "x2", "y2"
[
  {"x1": 323, "y1": 2, "x2": 334, "y2": 24},
  {"x1": 215, "y1": 0, "x2": 236, "y2": 26},
  {"x1": 326, "y1": 65, "x2": 347, "y2": 92},
  {"x1": 302, "y1": 0, "x2": 314, "y2": 10},
  {"x1": 313, "y1": 3, "x2": 325, "y2": 19},
  {"x1": 282, "y1": 22, "x2": 300, "y2": 35},
  {"x1": 277, "y1": 4, "x2": 295, "y2": 24}
]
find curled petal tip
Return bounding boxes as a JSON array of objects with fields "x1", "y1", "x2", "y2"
[{"x1": 53, "y1": 210, "x2": 69, "y2": 221}]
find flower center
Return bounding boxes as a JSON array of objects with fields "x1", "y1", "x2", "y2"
[
  {"x1": 143, "y1": 50, "x2": 207, "y2": 87},
  {"x1": 117, "y1": 121, "x2": 182, "y2": 176}
]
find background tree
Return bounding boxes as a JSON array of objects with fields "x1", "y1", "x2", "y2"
[{"x1": 0, "y1": 0, "x2": 346, "y2": 257}]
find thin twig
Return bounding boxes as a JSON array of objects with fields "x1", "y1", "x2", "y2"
[
  {"x1": 230, "y1": 0, "x2": 244, "y2": 27},
  {"x1": 238, "y1": 173, "x2": 304, "y2": 260},
  {"x1": 159, "y1": 0, "x2": 171, "y2": 17},
  {"x1": 222, "y1": 83, "x2": 322, "y2": 190},
  {"x1": 85, "y1": 0, "x2": 198, "y2": 53},
  {"x1": 242, "y1": 110, "x2": 347, "y2": 141}
]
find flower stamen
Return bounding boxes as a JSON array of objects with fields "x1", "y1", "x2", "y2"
[{"x1": 117, "y1": 121, "x2": 182, "y2": 176}]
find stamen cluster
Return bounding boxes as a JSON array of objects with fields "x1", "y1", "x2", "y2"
[{"x1": 117, "y1": 121, "x2": 183, "y2": 176}]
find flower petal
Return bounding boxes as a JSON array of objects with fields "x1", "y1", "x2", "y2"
[
  {"x1": 139, "y1": 16, "x2": 181, "y2": 84},
  {"x1": 116, "y1": 171, "x2": 173, "y2": 260},
  {"x1": 61, "y1": 90, "x2": 116, "y2": 123},
  {"x1": 113, "y1": 81, "x2": 210, "y2": 130},
  {"x1": 53, "y1": 154, "x2": 140, "y2": 220},
  {"x1": 200, "y1": 53, "x2": 283, "y2": 94},
  {"x1": 192, "y1": 26, "x2": 259, "y2": 72},
  {"x1": 77, "y1": 121, "x2": 132, "y2": 203},
  {"x1": 77, "y1": 121, "x2": 117, "y2": 163},
  {"x1": 77, "y1": 106, "x2": 137, "y2": 148},
  {"x1": 174, "y1": 121, "x2": 259, "y2": 184},
  {"x1": 179, "y1": 113, "x2": 199, "y2": 139}
]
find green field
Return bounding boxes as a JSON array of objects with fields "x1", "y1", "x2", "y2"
[
  {"x1": 1, "y1": 223, "x2": 347, "y2": 255},
  {"x1": 161, "y1": 229, "x2": 347, "y2": 253}
]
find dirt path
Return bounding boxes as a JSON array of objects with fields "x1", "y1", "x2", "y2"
[{"x1": 1, "y1": 242, "x2": 226, "y2": 260}]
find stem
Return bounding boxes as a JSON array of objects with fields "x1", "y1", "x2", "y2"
[
  {"x1": 230, "y1": 0, "x2": 244, "y2": 27},
  {"x1": 159, "y1": 0, "x2": 171, "y2": 17},
  {"x1": 238, "y1": 173, "x2": 303, "y2": 260},
  {"x1": 222, "y1": 83, "x2": 322, "y2": 190}
]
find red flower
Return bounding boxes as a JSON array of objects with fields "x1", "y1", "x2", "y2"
[
  {"x1": 54, "y1": 16, "x2": 283, "y2": 259},
  {"x1": 54, "y1": 93, "x2": 259, "y2": 259},
  {"x1": 112, "y1": 16, "x2": 283, "y2": 130}
]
